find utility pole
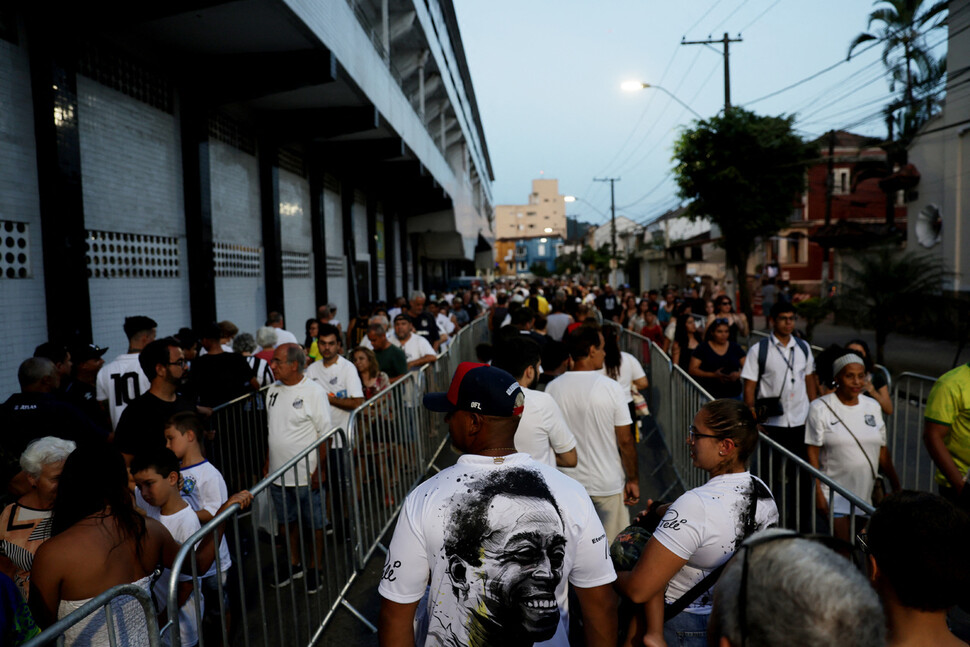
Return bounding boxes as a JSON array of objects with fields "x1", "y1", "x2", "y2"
[
  {"x1": 681, "y1": 32, "x2": 742, "y2": 110},
  {"x1": 822, "y1": 130, "x2": 836, "y2": 296},
  {"x1": 594, "y1": 177, "x2": 620, "y2": 286}
]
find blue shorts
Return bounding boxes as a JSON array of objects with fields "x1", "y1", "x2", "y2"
[{"x1": 269, "y1": 484, "x2": 327, "y2": 529}]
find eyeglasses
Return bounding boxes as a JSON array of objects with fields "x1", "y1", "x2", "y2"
[
  {"x1": 714, "y1": 317, "x2": 731, "y2": 325},
  {"x1": 687, "y1": 425, "x2": 724, "y2": 442},
  {"x1": 737, "y1": 531, "x2": 851, "y2": 646},
  {"x1": 856, "y1": 530, "x2": 870, "y2": 555},
  {"x1": 167, "y1": 358, "x2": 186, "y2": 368}
]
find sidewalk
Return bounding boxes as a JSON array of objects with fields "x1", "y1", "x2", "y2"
[{"x1": 753, "y1": 316, "x2": 967, "y2": 379}]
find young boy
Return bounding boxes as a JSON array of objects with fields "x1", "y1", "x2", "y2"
[
  {"x1": 131, "y1": 448, "x2": 205, "y2": 647},
  {"x1": 163, "y1": 412, "x2": 233, "y2": 636}
]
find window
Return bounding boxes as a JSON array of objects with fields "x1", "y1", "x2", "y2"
[
  {"x1": 517, "y1": 261, "x2": 528, "y2": 271},
  {"x1": 528, "y1": 224, "x2": 535, "y2": 229},
  {"x1": 786, "y1": 233, "x2": 807, "y2": 265},
  {"x1": 526, "y1": 211, "x2": 536, "y2": 216},
  {"x1": 833, "y1": 168, "x2": 850, "y2": 195},
  {"x1": 538, "y1": 244, "x2": 546, "y2": 256},
  {"x1": 516, "y1": 247, "x2": 527, "y2": 258}
]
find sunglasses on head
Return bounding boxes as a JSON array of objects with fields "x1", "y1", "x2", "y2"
[{"x1": 736, "y1": 531, "x2": 852, "y2": 646}]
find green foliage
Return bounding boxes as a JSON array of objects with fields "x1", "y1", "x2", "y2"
[
  {"x1": 529, "y1": 262, "x2": 551, "y2": 278},
  {"x1": 580, "y1": 244, "x2": 612, "y2": 272},
  {"x1": 848, "y1": 0, "x2": 948, "y2": 142},
  {"x1": 554, "y1": 251, "x2": 581, "y2": 275},
  {"x1": 673, "y1": 107, "x2": 817, "y2": 320},
  {"x1": 836, "y1": 246, "x2": 946, "y2": 363},
  {"x1": 794, "y1": 297, "x2": 834, "y2": 342}
]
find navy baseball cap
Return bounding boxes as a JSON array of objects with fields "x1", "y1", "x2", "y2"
[{"x1": 423, "y1": 362, "x2": 525, "y2": 417}]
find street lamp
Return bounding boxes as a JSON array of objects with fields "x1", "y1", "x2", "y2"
[{"x1": 621, "y1": 81, "x2": 702, "y2": 119}]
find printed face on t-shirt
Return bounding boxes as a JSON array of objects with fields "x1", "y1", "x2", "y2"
[{"x1": 441, "y1": 472, "x2": 567, "y2": 646}]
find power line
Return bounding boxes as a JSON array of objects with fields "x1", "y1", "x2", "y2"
[{"x1": 738, "y1": 0, "x2": 783, "y2": 34}]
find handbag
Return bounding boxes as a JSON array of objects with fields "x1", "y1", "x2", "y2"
[
  {"x1": 632, "y1": 390, "x2": 649, "y2": 417},
  {"x1": 819, "y1": 398, "x2": 883, "y2": 505}
]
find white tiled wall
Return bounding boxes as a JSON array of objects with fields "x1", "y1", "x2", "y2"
[
  {"x1": 0, "y1": 41, "x2": 47, "y2": 399},
  {"x1": 280, "y1": 169, "x2": 315, "y2": 325},
  {"x1": 210, "y1": 140, "x2": 264, "y2": 335},
  {"x1": 77, "y1": 75, "x2": 191, "y2": 351}
]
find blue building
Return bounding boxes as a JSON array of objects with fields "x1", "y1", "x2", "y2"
[{"x1": 503, "y1": 235, "x2": 563, "y2": 276}]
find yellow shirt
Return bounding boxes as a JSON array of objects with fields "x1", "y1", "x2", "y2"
[{"x1": 925, "y1": 364, "x2": 970, "y2": 486}]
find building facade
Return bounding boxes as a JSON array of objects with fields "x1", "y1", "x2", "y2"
[
  {"x1": 0, "y1": 0, "x2": 494, "y2": 397},
  {"x1": 494, "y1": 178, "x2": 567, "y2": 240}
]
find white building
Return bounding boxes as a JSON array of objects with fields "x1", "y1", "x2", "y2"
[{"x1": 905, "y1": 4, "x2": 970, "y2": 294}]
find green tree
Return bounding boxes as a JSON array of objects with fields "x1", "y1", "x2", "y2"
[
  {"x1": 848, "y1": 0, "x2": 947, "y2": 141},
  {"x1": 673, "y1": 108, "x2": 816, "y2": 323},
  {"x1": 529, "y1": 262, "x2": 551, "y2": 278},
  {"x1": 837, "y1": 246, "x2": 946, "y2": 364},
  {"x1": 794, "y1": 297, "x2": 834, "y2": 343},
  {"x1": 554, "y1": 251, "x2": 581, "y2": 276}
]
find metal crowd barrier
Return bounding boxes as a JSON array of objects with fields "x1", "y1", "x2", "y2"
[
  {"x1": 887, "y1": 372, "x2": 939, "y2": 492},
  {"x1": 23, "y1": 583, "x2": 160, "y2": 647},
  {"x1": 615, "y1": 327, "x2": 875, "y2": 542},
  {"x1": 39, "y1": 311, "x2": 494, "y2": 646},
  {"x1": 163, "y1": 425, "x2": 366, "y2": 647},
  {"x1": 207, "y1": 386, "x2": 271, "y2": 494}
]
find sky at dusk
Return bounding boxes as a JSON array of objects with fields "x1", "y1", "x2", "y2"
[{"x1": 454, "y1": 0, "x2": 948, "y2": 228}]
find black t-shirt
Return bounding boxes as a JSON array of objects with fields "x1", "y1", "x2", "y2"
[
  {"x1": 63, "y1": 379, "x2": 112, "y2": 431},
  {"x1": 411, "y1": 311, "x2": 440, "y2": 345},
  {"x1": 597, "y1": 294, "x2": 621, "y2": 321},
  {"x1": 188, "y1": 352, "x2": 256, "y2": 407},
  {"x1": 0, "y1": 392, "x2": 108, "y2": 457},
  {"x1": 113, "y1": 392, "x2": 195, "y2": 458},
  {"x1": 693, "y1": 341, "x2": 746, "y2": 399},
  {"x1": 0, "y1": 392, "x2": 109, "y2": 490}
]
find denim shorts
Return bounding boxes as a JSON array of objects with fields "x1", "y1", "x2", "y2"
[{"x1": 270, "y1": 484, "x2": 327, "y2": 529}]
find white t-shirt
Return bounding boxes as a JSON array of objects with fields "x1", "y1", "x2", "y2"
[
  {"x1": 389, "y1": 333, "x2": 436, "y2": 364},
  {"x1": 180, "y1": 460, "x2": 232, "y2": 575},
  {"x1": 306, "y1": 355, "x2": 364, "y2": 442},
  {"x1": 150, "y1": 504, "x2": 203, "y2": 647},
  {"x1": 516, "y1": 387, "x2": 577, "y2": 467},
  {"x1": 805, "y1": 393, "x2": 886, "y2": 514},
  {"x1": 597, "y1": 352, "x2": 647, "y2": 404},
  {"x1": 545, "y1": 313, "x2": 573, "y2": 342},
  {"x1": 96, "y1": 352, "x2": 151, "y2": 429},
  {"x1": 378, "y1": 453, "x2": 616, "y2": 647},
  {"x1": 267, "y1": 377, "x2": 332, "y2": 486},
  {"x1": 546, "y1": 372, "x2": 633, "y2": 496},
  {"x1": 653, "y1": 473, "x2": 778, "y2": 613},
  {"x1": 272, "y1": 328, "x2": 300, "y2": 347},
  {"x1": 740, "y1": 335, "x2": 816, "y2": 428},
  {"x1": 435, "y1": 313, "x2": 455, "y2": 337}
]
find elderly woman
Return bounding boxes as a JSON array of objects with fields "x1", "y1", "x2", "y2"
[
  {"x1": 254, "y1": 326, "x2": 278, "y2": 363},
  {"x1": 615, "y1": 399, "x2": 778, "y2": 647},
  {"x1": 0, "y1": 437, "x2": 76, "y2": 600},
  {"x1": 806, "y1": 350, "x2": 901, "y2": 541},
  {"x1": 233, "y1": 332, "x2": 275, "y2": 387}
]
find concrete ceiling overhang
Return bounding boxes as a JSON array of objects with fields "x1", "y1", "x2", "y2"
[{"x1": 54, "y1": 0, "x2": 452, "y2": 215}]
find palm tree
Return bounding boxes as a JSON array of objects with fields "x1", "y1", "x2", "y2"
[
  {"x1": 837, "y1": 246, "x2": 946, "y2": 364},
  {"x1": 848, "y1": 0, "x2": 947, "y2": 134}
]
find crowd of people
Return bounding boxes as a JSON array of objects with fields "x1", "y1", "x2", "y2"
[{"x1": 1, "y1": 277, "x2": 969, "y2": 646}]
